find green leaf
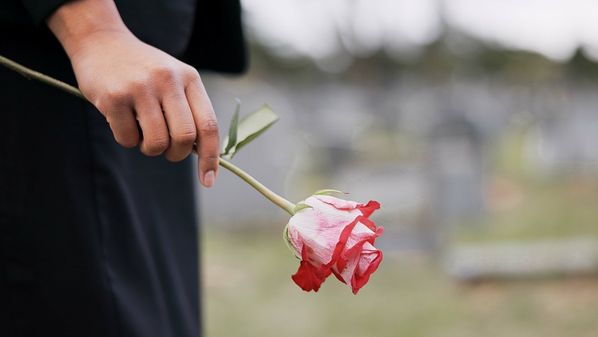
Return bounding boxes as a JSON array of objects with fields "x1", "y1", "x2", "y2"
[
  {"x1": 222, "y1": 104, "x2": 279, "y2": 159},
  {"x1": 223, "y1": 99, "x2": 240, "y2": 156},
  {"x1": 314, "y1": 189, "x2": 346, "y2": 196},
  {"x1": 292, "y1": 202, "x2": 313, "y2": 214}
]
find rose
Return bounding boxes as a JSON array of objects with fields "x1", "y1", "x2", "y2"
[{"x1": 286, "y1": 195, "x2": 383, "y2": 294}]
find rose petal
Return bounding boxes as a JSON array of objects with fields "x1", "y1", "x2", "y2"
[
  {"x1": 328, "y1": 217, "x2": 362, "y2": 270},
  {"x1": 344, "y1": 221, "x2": 378, "y2": 250},
  {"x1": 291, "y1": 245, "x2": 331, "y2": 292},
  {"x1": 357, "y1": 216, "x2": 381, "y2": 234},
  {"x1": 358, "y1": 200, "x2": 381, "y2": 218},
  {"x1": 315, "y1": 195, "x2": 360, "y2": 210},
  {"x1": 315, "y1": 195, "x2": 380, "y2": 218},
  {"x1": 335, "y1": 242, "x2": 383, "y2": 294},
  {"x1": 331, "y1": 218, "x2": 383, "y2": 293},
  {"x1": 351, "y1": 243, "x2": 383, "y2": 294}
]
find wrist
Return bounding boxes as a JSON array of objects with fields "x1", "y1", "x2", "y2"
[{"x1": 47, "y1": 0, "x2": 132, "y2": 59}]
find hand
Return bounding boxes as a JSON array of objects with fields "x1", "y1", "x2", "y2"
[
  {"x1": 71, "y1": 31, "x2": 219, "y2": 187},
  {"x1": 48, "y1": 0, "x2": 219, "y2": 187}
]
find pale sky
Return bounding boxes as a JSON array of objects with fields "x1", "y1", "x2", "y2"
[{"x1": 241, "y1": 0, "x2": 598, "y2": 63}]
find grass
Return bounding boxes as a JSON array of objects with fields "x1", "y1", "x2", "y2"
[{"x1": 202, "y1": 229, "x2": 598, "y2": 337}]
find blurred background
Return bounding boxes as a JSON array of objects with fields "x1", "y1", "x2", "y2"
[{"x1": 199, "y1": 1, "x2": 598, "y2": 336}]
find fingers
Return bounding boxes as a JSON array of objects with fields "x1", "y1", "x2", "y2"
[
  {"x1": 92, "y1": 62, "x2": 218, "y2": 189},
  {"x1": 97, "y1": 94, "x2": 140, "y2": 148},
  {"x1": 162, "y1": 89, "x2": 197, "y2": 162},
  {"x1": 134, "y1": 94, "x2": 170, "y2": 156},
  {"x1": 185, "y1": 75, "x2": 220, "y2": 188}
]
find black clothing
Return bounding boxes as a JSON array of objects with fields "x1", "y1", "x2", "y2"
[
  {"x1": 0, "y1": 0, "x2": 247, "y2": 72},
  {"x1": 0, "y1": 1, "x2": 246, "y2": 336}
]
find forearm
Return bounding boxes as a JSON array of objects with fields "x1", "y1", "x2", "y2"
[{"x1": 47, "y1": 0, "x2": 130, "y2": 59}]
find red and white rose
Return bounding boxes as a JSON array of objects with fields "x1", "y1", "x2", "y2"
[{"x1": 286, "y1": 195, "x2": 383, "y2": 294}]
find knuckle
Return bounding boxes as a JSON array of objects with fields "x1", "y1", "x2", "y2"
[
  {"x1": 144, "y1": 137, "x2": 170, "y2": 155},
  {"x1": 127, "y1": 79, "x2": 149, "y2": 95},
  {"x1": 183, "y1": 66, "x2": 200, "y2": 82},
  {"x1": 171, "y1": 128, "x2": 197, "y2": 145},
  {"x1": 95, "y1": 100, "x2": 111, "y2": 116},
  {"x1": 199, "y1": 119, "x2": 219, "y2": 136},
  {"x1": 151, "y1": 65, "x2": 176, "y2": 82},
  {"x1": 105, "y1": 88, "x2": 129, "y2": 102},
  {"x1": 202, "y1": 154, "x2": 220, "y2": 162},
  {"x1": 93, "y1": 87, "x2": 132, "y2": 115}
]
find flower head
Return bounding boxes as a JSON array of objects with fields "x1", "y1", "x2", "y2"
[{"x1": 286, "y1": 195, "x2": 383, "y2": 294}]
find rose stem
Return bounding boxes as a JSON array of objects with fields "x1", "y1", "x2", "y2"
[
  {"x1": 0, "y1": 55, "x2": 85, "y2": 100},
  {"x1": 218, "y1": 158, "x2": 296, "y2": 215},
  {"x1": 0, "y1": 54, "x2": 297, "y2": 216}
]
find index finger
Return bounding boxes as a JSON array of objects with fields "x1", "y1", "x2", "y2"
[{"x1": 185, "y1": 75, "x2": 220, "y2": 188}]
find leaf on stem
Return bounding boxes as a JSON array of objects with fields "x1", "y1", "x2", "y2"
[
  {"x1": 221, "y1": 104, "x2": 279, "y2": 159},
  {"x1": 223, "y1": 99, "x2": 241, "y2": 157}
]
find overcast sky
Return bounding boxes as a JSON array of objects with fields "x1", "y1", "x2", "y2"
[{"x1": 241, "y1": 0, "x2": 598, "y2": 63}]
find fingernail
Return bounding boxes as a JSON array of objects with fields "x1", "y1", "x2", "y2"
[{"x1": 203, "y1": 170, "x2": 215, "y2": 188}]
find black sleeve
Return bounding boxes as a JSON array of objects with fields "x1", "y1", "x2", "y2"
[
  {"x1": 182, "y1": 0, "x2": 248, "y2": 74},
  {"x1": 21, "y1": 0, "x2": 71, "y2": 25}
]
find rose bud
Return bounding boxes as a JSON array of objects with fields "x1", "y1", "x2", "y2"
[{"x1": 286, "y1": 195, "x2": 383, "y2": 294}]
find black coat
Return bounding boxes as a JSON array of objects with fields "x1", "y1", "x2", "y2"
[{"x1": 0, "y1": 1, "x2": 246, "y2": 336}]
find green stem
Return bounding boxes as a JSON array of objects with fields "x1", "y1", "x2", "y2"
[
  {"x1": 0, "y1": 54, "x2": 296, "y2": 215},
  {"x1": 0, "y1": 55, "x2": 85, "y2": 100},
  {"x1": 219, "y1": 157, "x2": 295, "y2": 215}
]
